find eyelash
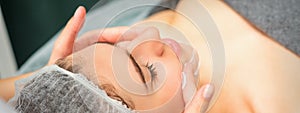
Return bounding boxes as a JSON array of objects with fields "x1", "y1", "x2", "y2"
[{"x1": 146, "y1": 63, "x2": 157, "y2": 82}]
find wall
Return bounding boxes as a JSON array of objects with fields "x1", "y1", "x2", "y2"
[
  {"x1": 0, "y1": 0, "x2": 100, "y2": 68},
  {"x1": 0, "y1": 6, "x2": 17, "y2": 78}
]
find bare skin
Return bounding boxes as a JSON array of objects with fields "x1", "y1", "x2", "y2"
[{"x1": 140, "y1": 0, "x2": 300, "y2": 113}]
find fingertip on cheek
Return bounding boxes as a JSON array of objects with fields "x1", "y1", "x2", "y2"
[
  {"x1": 198, "y1": 84, "x2": 214, "y2": 101},
  {"x1": 194, "y1": 84, "x2": 214, "y2": 113}
]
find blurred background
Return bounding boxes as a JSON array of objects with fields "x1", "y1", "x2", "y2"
[{"x1": 0, "y1": 0, "x2": 99, "y2": 77}]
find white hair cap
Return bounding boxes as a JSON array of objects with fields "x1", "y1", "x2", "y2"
[{"x1": 8, "y1": 65, "x2": 134, "y2": 113}]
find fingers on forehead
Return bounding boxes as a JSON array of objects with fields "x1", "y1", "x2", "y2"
[
  {"x1": 99, "y1": 26, "x2": 160, "y2": 43},
  {"x1": 98, "y1": 26, "x2": 129, "y2": 43}
]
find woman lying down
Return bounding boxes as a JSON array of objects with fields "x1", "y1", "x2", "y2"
[
  {"x1": 8, "y1": 25, "x2": 202, "y2": 113},
  {"x1": 1, "y1": 0, "x2": 300, "y2": 113}
]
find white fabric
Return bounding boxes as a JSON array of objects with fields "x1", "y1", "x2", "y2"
[{"x1": 8, "y1": 65, "x2": 133, "y2": 113}]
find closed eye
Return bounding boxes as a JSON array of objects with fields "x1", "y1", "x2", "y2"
[{"x1": 127, "y1": 52, "x2": 148, "y2": 88}]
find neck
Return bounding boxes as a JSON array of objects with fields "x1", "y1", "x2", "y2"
[{"x1": 172, "y1": 0, "x2": 263, "y2": 86}]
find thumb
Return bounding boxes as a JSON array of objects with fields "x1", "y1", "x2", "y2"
[
  {"x1": 184, "y1": 84, "x2": 214, "y2": 113},
  {"x1": 182, "y1": 63, "x2": 197, "y2": 104},
  {"x1": 48, "y1": 6, "x2": 86, "y2": 65}
]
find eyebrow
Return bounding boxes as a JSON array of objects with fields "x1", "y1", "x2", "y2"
[
  {"x1": 94, "y1": 42, "x2": 114, "y2": 45},
  {"x1": 126, "y1": 52, "x2": 148, "y2": 86}
]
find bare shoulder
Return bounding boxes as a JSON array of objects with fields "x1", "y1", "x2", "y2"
[{"x1": 227, "y1": 33, "x2": 300, "y2": 113}]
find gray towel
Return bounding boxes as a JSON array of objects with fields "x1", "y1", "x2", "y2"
[{"x1": 225, "y1": 0, "x2": 300, "y2": 55}]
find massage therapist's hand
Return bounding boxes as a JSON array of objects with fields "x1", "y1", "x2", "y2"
[
  {"x1": 182, "y1": 63, "x2": 214, "y2": 113},
  {"x1": 48, "y1": 6, "x2": 129, "y2": 65},
  {"x1": 183, "y1": 84, "x2": 214, "y2": 113},
  {"x1": 48, "y1": 6, "x2": 86, "y2": 65},
  {"x1": 75, "y1": 26, "x2": 161, "y2": 51}
]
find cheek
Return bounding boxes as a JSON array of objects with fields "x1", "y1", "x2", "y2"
[
  {"x1": 138, "y1": 46, "x2": 183, "y2": 104},
  {"x1": 159, "y1": 59, "x2": 182, "y2": 96},
  {"x1": 159, "y1": 49, "x2": 183, "y2": 94},
  {"x1": 144, "y1": 57, "x2": 182, "y2": 107}
]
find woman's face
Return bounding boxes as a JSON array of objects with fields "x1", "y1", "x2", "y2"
[{"x1": 73, "y1": 27, "x2": 197, "y2": 111}]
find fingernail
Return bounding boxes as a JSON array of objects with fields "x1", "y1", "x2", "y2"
[
  {"x1": 74, "y1": 6, "x2": 82, "y2": 17},
  {"x1": 203, "y1": 84, "x2": 214, "y2": 100},
  {"x1": 181, "y1": 72, "x2": 187, "y2": 89}
]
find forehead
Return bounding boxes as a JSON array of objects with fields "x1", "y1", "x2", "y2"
[
  {"x1": 91, "y1": 43, "x2": 138, "y2": 84},
  {"x1": 70, "y1": 43, "x2": 125, "y2": 84}
]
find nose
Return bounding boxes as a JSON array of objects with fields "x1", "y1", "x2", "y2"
[{"x1": 118, "y1": 27, "x2": 164, "y2": 56}]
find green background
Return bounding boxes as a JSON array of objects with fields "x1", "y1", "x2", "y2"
[{"x1": 0, "y1": 0, "x2": 101, "y2": 68}]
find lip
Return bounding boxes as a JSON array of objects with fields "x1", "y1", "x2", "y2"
[
  {"x1": 163, "y1": 38, "x2": 200, "y2": 77},
  {"x1": 162, "y1": 38, "x2": 182, "y2": 58}
]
